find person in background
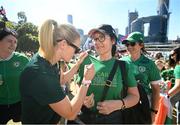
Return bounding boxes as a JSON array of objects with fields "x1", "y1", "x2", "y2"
[
  {"x1": 155, "y1": 52, "x2": 164, "y2": 60},
  {"x1": 0, "y1": 28, "x2": 29, "y2": 124},
  {"x1": 167, "y1": 46, "x2": 180, "y2": 124},
  {"x1": 121, "y1": 32, "x2": 161, "y2": 123},
  {"x1": 73, "y1": 24, "x2": 139, "y2": 124},
  {"x1": 155, "y1": 59, "x2": 166, "y2": 72},
  {"x1": 20, "y1": 19, "x2": 95, "y2": 124}
]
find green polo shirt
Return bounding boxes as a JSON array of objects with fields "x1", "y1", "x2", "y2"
[
  {"x1": 0, "y1": 52, "x2": 29, "y2": 104},
  {"x1": 20, "y1": 53, "x2": 66, "y2": 124},
  {"x1": 121, "y1": 55, "x2": 161, "y2": 94},
  {"x1": 77, "y1": 55, "x2": 137, "y2": 112}
]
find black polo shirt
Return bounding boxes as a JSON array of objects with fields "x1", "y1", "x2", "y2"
[{"x1": 20, "y1": 53, "x2": 66, "y2": 124}]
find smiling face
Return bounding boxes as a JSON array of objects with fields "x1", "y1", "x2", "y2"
[
  {"x1": 91, "y1": 32, "x2": 114, "y2": 57},
  {"x1": 0, "y1": 34, "x2": 17, "y2": 58}
]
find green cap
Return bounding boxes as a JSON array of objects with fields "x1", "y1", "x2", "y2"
[{"x1": 122, "y1": 32, "x2": 144, "y2": 44}]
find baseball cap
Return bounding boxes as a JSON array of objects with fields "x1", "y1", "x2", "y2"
[
  {"x1": 88, "y1": 24, "x2": 117, "y2": 41},
  {"x1": 122, "y1": 31, "x2": 144, "y2": 44}
]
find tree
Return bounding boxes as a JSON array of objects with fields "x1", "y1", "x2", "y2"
[
  {"x1": 17, "y1": 11, "x2": 27, "y2": 24},
  {"x1": 16, "y1": 22, "x2": 39, "y2": 52}
]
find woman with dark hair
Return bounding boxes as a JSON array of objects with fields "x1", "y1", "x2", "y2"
[
  {"x1": 167, "y1": 46, "x2": 180, "y2": 124},
  {"x1": 0, "y1": 28, "x2": 29, "y2": 124},
  {"x1": 71, "y1": 24, "x2": 139, "y2": 124},
  {"x1": 121, "y1": 32, "x2": 161, "y2": 123}
]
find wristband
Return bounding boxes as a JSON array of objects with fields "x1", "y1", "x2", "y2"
[
  {"x1": 121, "y1": 99, "x2": 126, "y2": 110},
  {"x1": 82, "y1": 80, "x2": 91, "y2": 87},
  {"x1": 150, "y1": 108, "x2": 158, "y2": 114}
]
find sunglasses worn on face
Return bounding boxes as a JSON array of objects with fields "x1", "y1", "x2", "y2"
[
  {"x1": 92, "y1": 34, "x2": 105, "y2": 43},
  {"x1": 125, "y1": 42, "x2": 136, "y2": 47},
  {"x1": 57, "y1": 39, "x2": 81, "y2": 54}
]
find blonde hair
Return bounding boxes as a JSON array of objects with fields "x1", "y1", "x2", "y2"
[{"x1": 38, "y1": 19, "x2": 80, "y2": 62}]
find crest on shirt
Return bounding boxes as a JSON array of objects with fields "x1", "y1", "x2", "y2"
[
  {"x1": 138, "y1": 66, "x2": 146, "y2": 73},
  {"x1": 13, "y1": 61, "x2": 20, "y2": 67}
]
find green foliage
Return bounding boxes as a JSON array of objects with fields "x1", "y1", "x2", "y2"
[
  {"x1": 5, "y1": 21, "x2": 16, "y2": 29},
  {"x1": 0, "y1": 18, "x2": 16, "y2": 29},
  {"x1": 1, "y1": 11, "x2": 39, "y2": 53},
  {"x1": 16, "y1": 22, "x2": 39, "y2": 52}
]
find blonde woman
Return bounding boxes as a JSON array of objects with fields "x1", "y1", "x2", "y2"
[{"x1": 20, "y1": 19, "x2": 95, "y2": 124}]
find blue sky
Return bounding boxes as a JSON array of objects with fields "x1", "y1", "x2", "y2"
[{"x1": 1, "y1": 0, "x2": 180, "y2": 40}]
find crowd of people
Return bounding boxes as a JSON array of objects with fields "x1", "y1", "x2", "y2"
[{"x1": 0, "y1": 19, "x2": 179, "y2": 124}]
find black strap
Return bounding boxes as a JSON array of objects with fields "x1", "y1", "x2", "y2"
[
  {"x1": 116, "y1": 60, "x2": 128, "y2": 98},
  {"x1": 100, "y1": 60, "x2": 119, "y2": 101}
]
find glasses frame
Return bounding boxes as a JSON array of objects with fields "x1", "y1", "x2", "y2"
[
  {"x1": 57, "y1": 39, "x2": 81, "y2": 54},
  {"x1": 92, "y1": 33, "x2": 106, "y2": 43}
]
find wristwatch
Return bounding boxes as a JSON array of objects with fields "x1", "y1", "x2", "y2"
[
  {"x1": 150, "y1": 108, "x2": 158, "y2": 114},
  {"x1": 121, "y1": 99, "x2": 126, "y2": 110},
  {"x1": 82, "y1": 80, "x2": 91, "y2": 87}
]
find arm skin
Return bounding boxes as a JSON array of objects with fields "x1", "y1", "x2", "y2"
[
  {"x1": 50, "y1": 63, "x2": 95, "y2": 120},
  {"x1": 168, "y1": 79, "x2": 180, "y2": 97},
  {"x1": 96, "y1": 87, "x2": 139, "y2": 115},
  {"x1": 151, "y1": 81, "x2": 160, "y2": 122},
  {"x1": 61, "y1": 52, "x2": 88, "y2": 84}
]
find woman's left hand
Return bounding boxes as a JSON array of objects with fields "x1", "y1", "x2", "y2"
[{"x1": 97, "y1": 100, "x2": 116, "y2": 115}]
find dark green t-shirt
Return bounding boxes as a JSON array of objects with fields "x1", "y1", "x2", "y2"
[
  {"x1": 0, "y1": 52, "x2": 29, "y2": 104},
  {"x1": 20, "y1": 53, "x2": 66, "y2": 124},
  {"x1": 121, "y1": 55, "x2": 161, "y2": 94},
  {"x1": 77, "y1": 55, "x2": 137, "y2": 112}
]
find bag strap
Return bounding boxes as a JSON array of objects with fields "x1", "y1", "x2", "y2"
[
  {"x1": 100, "y1": 60, "x2": 119, "y2": 101},
  {"x1": 116, "y1": 60, "x2": 128, "y2": 98}
]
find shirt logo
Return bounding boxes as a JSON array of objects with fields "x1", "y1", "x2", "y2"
[
  {"x1": 138, "y1": 66, "x2": 146, "y2": 73},
  {"x1": 13, "y1": 61, "x2": 20, "y2": 67}
]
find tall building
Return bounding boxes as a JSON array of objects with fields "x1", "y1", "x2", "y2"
[
  {"x1": 126, "y1": 0, "x2": 170, "y2": 43},
  {"x1": 67, "y1": 14, "x2": 73, "y2": 24}
]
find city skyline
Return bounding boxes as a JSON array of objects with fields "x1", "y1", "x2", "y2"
[{"x1": 1, "y1": 0, "x2": 180, "y2": 40}]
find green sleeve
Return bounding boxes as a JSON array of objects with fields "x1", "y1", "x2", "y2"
[
  {"x1": 126, "y1": 62, "x2": 137, "y2": 87},
  {"x1": 149, "y1": 61, "x2": 161, "y2": 81}
]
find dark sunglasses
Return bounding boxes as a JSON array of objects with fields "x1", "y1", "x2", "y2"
[
  {"x1": 92, "y1": 34, "x2": 105, "y2": 43},
  {"x1": 125, "y1": 42, "x2": 136, "y2": 47},
  {"x1": 57, "y1": 39, "x2": 81, "y2": 54}
]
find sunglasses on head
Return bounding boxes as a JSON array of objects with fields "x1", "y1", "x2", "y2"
[
  {"x1": 125, "y1": 42, "x2": 136, "y2": 47},
  {"x1": 57, "y1": 39, "x2": 81, "y2": 54}
]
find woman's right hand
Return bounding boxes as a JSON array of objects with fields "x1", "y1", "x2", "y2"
[{"x1": 83, "y1": 64, "x2": 95, "y2": 81}]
